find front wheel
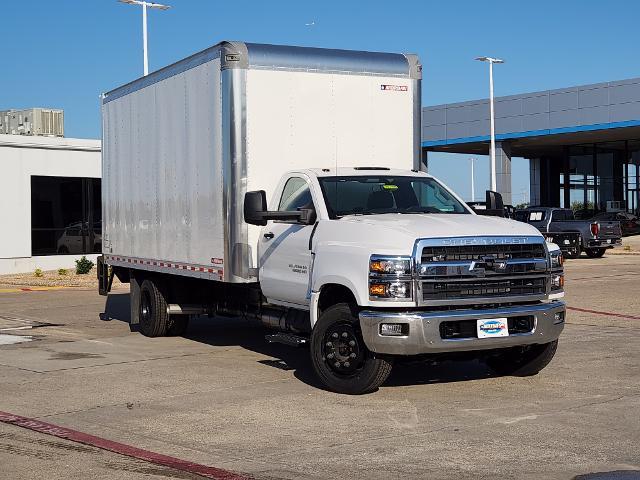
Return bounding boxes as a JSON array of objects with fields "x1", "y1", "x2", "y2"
[
  {"x1": 486, "y1": 340, "x2": 558, "y2": 377},
  {"x1": 585, "y1": 248, "x2": 606, "y2": 258},
  {"x1": 310, "y1": 303, "x2": 393, "y2": 395}
]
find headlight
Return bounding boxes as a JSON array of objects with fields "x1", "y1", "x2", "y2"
[
  {"x1": 369, "y1": 281, "x2": 412, "y2": 299},
  {"x1": 549, "y1": 249, "x2": 564, "y2": 292},
  {"x1": 369, "y1": 255, "x2": 413, "y2": 301},
  {"x1": 551, "y1": 274, "x2": 565, "y2": 290},
  {"x1": 550, "y1": 251, "x2": 564, "y2": 269},
  {"x1": 369, "y1": 256, "x2": 412, "y2": 275}
]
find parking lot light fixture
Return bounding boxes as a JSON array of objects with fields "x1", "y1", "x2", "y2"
[
  {"x1": 118, "y1": 0, "x2": 171, "y2": 76},
  {"x1": 475, "y1": 56, "x2": 504, "y2": 193}
]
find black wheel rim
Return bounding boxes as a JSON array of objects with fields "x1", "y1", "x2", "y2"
[
  {"x1": 140, "y1": 290, "x2": 152, "y2": 325},
  {"x1": 322, "y1": 323, "x2": 366, "y2": 376}
]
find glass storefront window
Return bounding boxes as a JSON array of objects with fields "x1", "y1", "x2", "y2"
[
  {"x1": 627, "y1": 141, "x2": 640, "y2": 215},
  {"x1": 31, "y1": 176, "x2": 101, "y2": 256}
]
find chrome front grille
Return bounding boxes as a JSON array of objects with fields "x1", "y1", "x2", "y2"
[
  {"x1": 421, "y1": 277, "x2": 547, "y2": 301},
  {"x1": 415, "y1": 237, "x2": 550, "y2": 306},
  {"x1": 421, "y1": 243, "x2": 546, "y2": 262}
]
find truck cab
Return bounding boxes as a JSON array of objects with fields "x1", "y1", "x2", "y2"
[{"x1": 245, "y1": 167, "x2": 566, "y2": 394}]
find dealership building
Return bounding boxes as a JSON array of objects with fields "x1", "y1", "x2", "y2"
[
  {"x1": 422, "y1": 77, "x2": 640, "y2": 212},
  {"x1": 0, "y1": 122, "x2": 101, "y2": 274}
]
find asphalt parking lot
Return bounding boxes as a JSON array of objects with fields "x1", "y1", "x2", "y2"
[{"x1": 0, "y1": 254, "x2": 639, "y2": 480}]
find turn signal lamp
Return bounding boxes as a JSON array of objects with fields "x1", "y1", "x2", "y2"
[
  {"x1": 369, "y1": 258, "x2": 411, "y2": 275},
  {"x1": 369, "y1": 284, "x2": 386, "y2": 296}
]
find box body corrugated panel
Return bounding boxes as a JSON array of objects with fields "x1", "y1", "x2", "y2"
[
  {"x1": 102, "y1": 58, "x2": 224, "y2": 274},
  {"x1": 102, "y1": 41, "x2": 421, "y2": 283}
]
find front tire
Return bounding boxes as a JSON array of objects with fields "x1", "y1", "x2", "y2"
[
  {"x1": 139, "y1": 279, "x2": 169, "y2": 337},
  {"x1": 486, "y1": 340, "x2": 558, "y2": 377},
  {"x1": 585, "y1": 248, "x2": 606, "y2": 258},
  {"x1": 310, "y1": 303, "x2": 393, "y2": 394}
]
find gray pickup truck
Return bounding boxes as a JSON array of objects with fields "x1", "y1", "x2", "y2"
[{"x1": 515, "y1": 207, "x2": 622, "y2": 258}]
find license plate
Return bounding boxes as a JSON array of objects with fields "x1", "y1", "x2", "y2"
[
  {"x1": 546, "y1": 237, "x2": 554, "y2": 243},
  {"x1": 606, "y1": 239, "x2": 612, "y2": 244},
  {"x1": 477, "y1": 318, "x2": 509, "y2": 338},
  {"x1": 563, "y1": 239, "x2": 570, "y2": 245}
]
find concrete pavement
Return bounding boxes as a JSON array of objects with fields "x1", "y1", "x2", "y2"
[{"x1": 0, "y1": 255, "x2": 638, "y2": 479}]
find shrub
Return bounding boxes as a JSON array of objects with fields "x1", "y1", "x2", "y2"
[
  {"x1": 34, "y1": 268, "x2": 43, "y2": 277},
  {"x1": 75, "y1": 256, "x2": 94, "y2": 275},
  {"x1": 58, "y1": 268, "x2": 68, "y2": 276}
]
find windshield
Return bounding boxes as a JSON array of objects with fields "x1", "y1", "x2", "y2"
[{"x1": 318, "y1": 175, "x2": 469, "y2": 219}]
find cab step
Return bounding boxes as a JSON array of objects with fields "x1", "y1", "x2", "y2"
[{"x1": 265, "y1": 333, "x2": 308, "y2": 347}]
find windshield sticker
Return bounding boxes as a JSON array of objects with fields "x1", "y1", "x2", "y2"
[{"x1": 382, "y1": 184, "x2": 398, "y2": 190}]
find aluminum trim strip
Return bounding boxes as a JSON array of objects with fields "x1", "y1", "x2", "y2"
[
  {"x1": 245, "y1": 43, "x2": 413, "y2": 77},
  {"x1": 104, "y1": 255, "x2": 224, "y2": 281}
]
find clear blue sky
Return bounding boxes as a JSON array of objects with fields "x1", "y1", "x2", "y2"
[{"x1": 3, "y1": 0, "x2": 640, "y2": 204}]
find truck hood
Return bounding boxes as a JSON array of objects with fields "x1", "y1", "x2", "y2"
[{"x1": 338, "y1": 213, "x2": 542, "y2": 239}]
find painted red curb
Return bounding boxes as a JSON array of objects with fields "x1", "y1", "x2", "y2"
[
  {"x1": 0, "y1": 411, "x2": 253, "y2": 480},
  {"x1": 567, "y1": 306, "x2": 640, "y2": 321}
]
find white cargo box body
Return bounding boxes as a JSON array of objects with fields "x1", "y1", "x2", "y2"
[{"x1": 102, "y1": 41, "x2": 422, "y2": 283}]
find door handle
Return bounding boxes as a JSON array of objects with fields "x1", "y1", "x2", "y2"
[{"x1": 263, "y1": 232, "x2": 274, "y2": 240}]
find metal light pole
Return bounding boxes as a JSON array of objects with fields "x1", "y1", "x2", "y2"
[
  {"x1": 119, "y1": 0, "x2": 171, "y2": 76},
  {"x1": 475, "y1": 56, "x2": 504, "y2": 192},
  {"x1": 470, "y1": 157, "x2": 476, "y2": 202}
]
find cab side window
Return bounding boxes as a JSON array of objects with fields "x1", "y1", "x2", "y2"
[{"x1": 279, "y1": 177, "x2": 313, "y2": 212}]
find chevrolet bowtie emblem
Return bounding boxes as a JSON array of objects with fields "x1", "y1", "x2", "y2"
[{"x1": 470, "y1": 256, "x2": 507, "y2": 275}]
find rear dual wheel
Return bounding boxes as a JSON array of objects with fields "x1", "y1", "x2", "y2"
[
  {"x1": 138, "y1": 279, "x2": 189, "y2": 337},
  {"x1": 310, "y1": 303, "x2": 393, "y2": 395}
]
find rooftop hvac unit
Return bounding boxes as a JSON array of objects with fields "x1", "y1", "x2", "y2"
[{"x1": 0, "y1": 108, "x2": 64, "y2": 137}]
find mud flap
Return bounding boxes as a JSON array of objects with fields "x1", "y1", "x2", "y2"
[
  {"x1": 129, "y1": 273, "x2": 140, "y2": 325},
  {"x1": 97, "y1": 256, "x2": 114, "y2": 296}
]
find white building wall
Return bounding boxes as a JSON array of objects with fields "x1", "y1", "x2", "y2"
[{"x1": 0, "y1": 134, "x2": 101, "y2": 274}]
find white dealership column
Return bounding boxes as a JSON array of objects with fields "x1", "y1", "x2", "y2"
[{"x1": 495, "y1": 141, "x2": 512, "y2": 204}]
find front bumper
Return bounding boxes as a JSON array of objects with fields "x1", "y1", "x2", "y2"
[{"x1": 359, "y1": 301, "x2": 566, "y2": 355}]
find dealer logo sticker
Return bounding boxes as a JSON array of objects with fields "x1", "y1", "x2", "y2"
[
  {"x1": 381, "y1": 84, "x2": 408, "y2": 92},
  {"x1": 477, "y1": 318, "x2": 509, "y2": 338}
]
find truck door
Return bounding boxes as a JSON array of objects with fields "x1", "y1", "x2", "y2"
[{"x1": 258, "y1": 176, "x2": 316, "y2": 306}]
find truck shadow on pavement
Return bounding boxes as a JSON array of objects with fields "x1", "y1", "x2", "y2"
[{"x1": 103, "y1": 292, "x2": 495, "y2": 391}]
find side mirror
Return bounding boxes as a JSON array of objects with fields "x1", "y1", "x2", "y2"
[
  {"x1": 471, "y1": 190, "x2": 506, "y2": 217},
  {"x1": 486, "y1": 190, "x2": 504, "y2": 211},
  {"x1": 244, "y1": 190, "x2": 315, "y2": 225},
  {"x1": 244, "y1": 190, "x2": 268, "y2": 226},
  {"x1": 298, "y1": 202, "x2": 317, "y2": 225}
]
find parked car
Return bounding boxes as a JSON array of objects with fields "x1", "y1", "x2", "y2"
[{"x1": 515, "y1": 207, "x2": 622, "y2": 258}]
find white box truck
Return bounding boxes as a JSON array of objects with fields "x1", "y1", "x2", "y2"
[{"x1": 99, "y1": 41, "x2": 566, "y2": 394}]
